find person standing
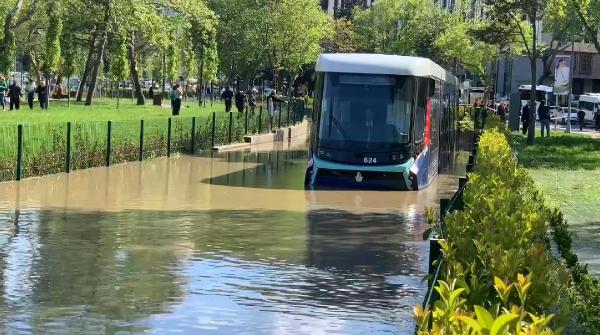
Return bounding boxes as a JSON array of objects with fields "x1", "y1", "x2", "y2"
[
  {"x1": 537, "y1": 100, "x2": 550, "y2": 137},
  {"x1": 0, "y1": 75, "x2": 8, "y2": 110},
  {"x1": 37, "y1": 80, "x2": 48, "y2": 110},
  {"x1": 247, "y1": 88, "x2": 257, "y2": 115},
  {"x1": 221, "y1": 86, "x2": 233, "y2": 112},
  {"x1": 148, "y1": 86, "x2": 154, "y2": 100},
  {"x1": 577, "y1": 109, "x2": 586, "y2": 131},
  {"x1": 234, "y1": 90, "x2": 245, "y2": 114},
  {"x1": 521, "y1": 103, "x2": 530, "y2": 135},
  {"x1": 593, "y1": 108, "x2": 600, "y2": 132},
  {"x1": 171, "y1": 84, "x2": 183, "y2": 116},
  {"x1": 25, "y1": 80, "x2": 36, "y2": 109},
  {"x1": 496, "y1": 101, "x2": 508, "y2": 123},
  {"x1": 8, "y1": 81, "x2": 22, "y2": 110}
]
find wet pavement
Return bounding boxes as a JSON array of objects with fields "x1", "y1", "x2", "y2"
[{"x1": 0, "y1": 141, "x2": 464, "y2": 334}]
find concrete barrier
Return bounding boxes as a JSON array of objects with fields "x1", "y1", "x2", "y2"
[{"x1": 212, "y1": 119, "x2": 309, "y2": 152}]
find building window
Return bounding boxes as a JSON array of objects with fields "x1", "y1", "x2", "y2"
[
  {"x1": 580, "y1": 53, "x2": 592, "y2": 75},
  {"x1": 503, "y1": 58, "x2": 512, "y2": 97}
]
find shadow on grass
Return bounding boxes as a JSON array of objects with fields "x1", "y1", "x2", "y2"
[{"x1": 512, "y1": 132, "x2": 600, "y2": 170}]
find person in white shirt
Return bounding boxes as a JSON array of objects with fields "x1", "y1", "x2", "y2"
[{"x1": 24, "y1": 80, "x2": 36, "y2": 109}]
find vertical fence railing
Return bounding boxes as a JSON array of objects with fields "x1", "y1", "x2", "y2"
[
  {"x1": 211, "y1": 112, "x2": 216, "y2": 149},
  {"x1": 66, "y1": 122, "x2": 72, "y2": 173},
  {"x1": 258, "y1": 107, "x2": 263, "y2": 134},
  {"x1": 16, "y1": 125, "x2": 23, "y2": 181},
  {"x1": 228, "y1": 112, "x2": 233, "y2": 143},
  {"x1": 106, "y1": 121, "x2": 112, "y2": 167},
  {"x1": 139, "y1": 120, "x2": 144, "y2": 161},
  {"x1": 191, "y1": 117, "x2": 196, "y2": 153},
  {"x1": 167, "y1": 118, "x2": 172, "y2": 157}
]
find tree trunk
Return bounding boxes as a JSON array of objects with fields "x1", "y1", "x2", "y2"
[
  {"x1": 0, "y1": 0, "x2": 24, "y2": 73},
  {"x1": 127, "y1": 36, "x2": 144, "y2": 105},
  {"x1": 85, "y1": 33, "x2": 107, "y2": 106},
  {"x1": 77, "y1": 31, "x2": 97, "y2": 101},
  {"x1": 527, "y1": 19, "x2": 537, "y2": 146}
]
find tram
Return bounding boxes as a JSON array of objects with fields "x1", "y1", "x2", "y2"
[{"x1": 305, "y1": 54, "x2": 459, "y2": 191}]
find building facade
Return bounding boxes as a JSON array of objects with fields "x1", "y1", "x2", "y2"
[{"x1": 496, "y1": 42, "x2": 600, "y2": 98}]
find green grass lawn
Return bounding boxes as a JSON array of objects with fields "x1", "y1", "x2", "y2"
[
  {"x1": 0, "y1": 98, "x2": 226, "y2": 125},
  {"x1": 513, "y1": 131, "x2": 600, "y2": 273}
]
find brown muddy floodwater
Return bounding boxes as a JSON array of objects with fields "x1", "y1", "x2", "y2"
[{"x1": 0, "y1": 140, "x2": 464, "y2": 335}]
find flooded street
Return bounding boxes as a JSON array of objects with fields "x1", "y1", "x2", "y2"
[{"x1": 0, "y1": 141, "x2": 463, "y2": 334}]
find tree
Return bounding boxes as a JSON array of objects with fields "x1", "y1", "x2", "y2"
[
  {"x1": 547, "y1": 0, "x2": 600, "y2": 54},
  {"x1": 109, "y1": 30, "x2": 129, "y2": 109},
  {"x1": 484, "y1": 0, "x2": 549, "y2": 145},
  {"x1": 267, "y1": 0, "x2": 332, "y2": 92},
  {"x1": 323, "y1": 18, "x2": 357, "y2": 53},
  {"x1": 0, "y1": 0, "x2": 25, "y2": 74}
]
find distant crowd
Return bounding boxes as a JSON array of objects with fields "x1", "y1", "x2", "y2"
[
  {"x1": 472, "y1": 96, "x2": 600, "y2": 136},
  {"x1": 0, "y1": 74, "x2": 51, "y2": 111}
]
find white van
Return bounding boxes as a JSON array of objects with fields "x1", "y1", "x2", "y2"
[{"x1": 578, "y1": 93, "x2": 600, "y2": 122}]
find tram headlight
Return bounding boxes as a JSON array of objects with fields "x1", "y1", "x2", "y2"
[{"x1": 318, "y1": 149, "x2": 334, "y2": 160}]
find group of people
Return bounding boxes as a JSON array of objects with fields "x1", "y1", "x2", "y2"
[
  {"x1": 220, "y1": 86, "x2": 285, "y2": 130},
  {"x1": 521, "y1": 101, "x2": 553, "y2": 137},
  {"x1": 0, "y1": 75, "x2": 49, "y2": 111}
]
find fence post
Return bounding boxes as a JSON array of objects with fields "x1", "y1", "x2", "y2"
[
  {"x1": 278, "y1": 103, "x2": 282, "y2": 128},
  {"x1": 228, "y1": 112, "x2": 233, "y2": 143},
  {"x1": 244, "y1": 109, "x2": 248, "y2": 134},
  {"x1": 16, "y1": 125, "x2": 23, "y2": 181},
  {"x1": 211, "y1": 112, "x2": 216, "y2": 148},
  {"x1": 287, "y1": 101, "x2": 290, "y2": 127},
  {"x1": 106, "y1": 121, "x2": 112, "y2": 167},
  {"x1": 139, "y1": 120, "x2": 144, "y2": 161},
  {"x1": 191, "y1": 116, "x2": 197, "y2": 153},
  {"x1": 66, "y1": 122, "x2": 72, "y2": 173},
  {"x1": 167, "y1": 117, "x2": 172, "y2": 157},
  {"x1": 258, "y1": 106, "x2": 263, "y2": 133}
]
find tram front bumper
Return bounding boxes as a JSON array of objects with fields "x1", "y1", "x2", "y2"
[{"x1": 305, "y1": 157, "x2": 416, "y2": 191}]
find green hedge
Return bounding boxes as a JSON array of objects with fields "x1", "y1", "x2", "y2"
[{"x1": 415, "y1": 115, "x2": 568, "y2": 334}]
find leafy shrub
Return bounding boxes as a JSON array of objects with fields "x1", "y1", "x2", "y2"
[
  {"x1": 416, "y1": 118, "x2": 570, "y2": 333},
  {"x1": 415, "y1": 274, "x2": 556, "y2": 335}
]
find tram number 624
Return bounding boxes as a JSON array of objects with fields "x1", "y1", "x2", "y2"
[{"x1": 363, "y1": 157, "x2": 377, "y2": 164}]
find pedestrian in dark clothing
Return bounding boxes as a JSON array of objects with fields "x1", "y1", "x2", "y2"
[
  {"x1": 25, "y1": 80, "x2": 36, "y2": 109},
  {"x1": 8, "y1": 81, "x2": 22, "y2": 110},
  {"x1": 593, "y1": 109, "x2": 600, "y2": 132},
  {"x1": 0, "y1": 75, "x2": 7, "y2": 110},
  {"x1": 221, "y1": 86, "x2": 233, "y2": 112},
  {"x1": 149, "y1": 86, "x2": 154, "y2": 99},
  {"x1": 521, "y1": 103, "x2": 530, "y2": 135},
  {"x1": 235, "y1": 90, "x2": 245, "y2": 114},
  {"x1": 247, "y1": 88, "x2": 257, "y2": 115},
  {"x1": 37, "y1": 81, "x2": 48, "y2": 110},
  {"x1": 538, "y1": 100, "x2": 551, "y2": 137},
  {"x1": 577, "y1": 110, "x2": 586, "y2": 131},
  {"x1": 171, "y1": 84, "x2": 182, "y2": 116},
  {"x1": 496, "y1": 101, "x2": 508, "y2": 123}
]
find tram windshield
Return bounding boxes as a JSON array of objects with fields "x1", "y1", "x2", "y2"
[{"x1": 318, "y1": 73, "x2": 414, "y2": 152}]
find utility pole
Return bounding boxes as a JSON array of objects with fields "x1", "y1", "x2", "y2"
[{"x1": 566, "y1": 6, "x2": 575, "y2": 133}]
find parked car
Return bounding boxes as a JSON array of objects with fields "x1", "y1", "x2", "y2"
[{"x1": 553, "y1": 107, "x2": 579, "y2": 124}]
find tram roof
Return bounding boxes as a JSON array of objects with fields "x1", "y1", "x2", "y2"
[{"x1": 316, "y1": 53, "x2": 458, "y2": 85}]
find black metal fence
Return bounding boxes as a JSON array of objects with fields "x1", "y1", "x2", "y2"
[{"x1": 0, "y1": 100, "x2": 311, "y2": 182}]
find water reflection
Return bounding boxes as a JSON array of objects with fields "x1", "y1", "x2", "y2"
[{"x1": 0, "y1": 143, "x2": 463, "y2": 334}]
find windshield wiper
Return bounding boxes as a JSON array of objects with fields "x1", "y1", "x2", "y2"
[{"x1": 329, "y1": 113, "x2": 353, "y2": 142}]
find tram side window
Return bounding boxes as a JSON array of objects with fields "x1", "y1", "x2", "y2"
[{"x1": 414, "y1": 79, "x2": 430, "y2": 144}]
